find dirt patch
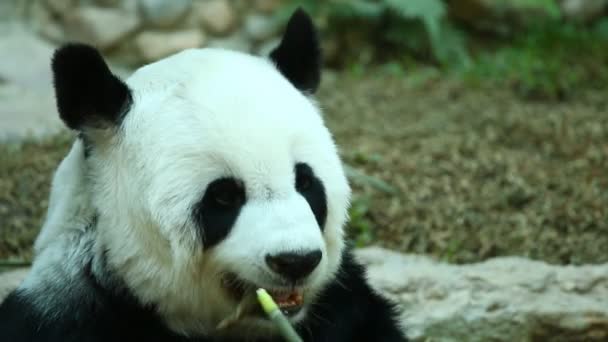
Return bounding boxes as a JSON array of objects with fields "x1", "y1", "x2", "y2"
[
  {"x1": 0, "y1": 134, "x2": 72, "y2": 261},
  {"x1": 320, "y1": 71, "x2": 608, "y2": 264},
  {"x1": 0, "y1": 71, "x2": 606, "y2": 265}
]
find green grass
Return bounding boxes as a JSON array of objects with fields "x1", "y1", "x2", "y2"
[{"x1": 462, "y1": 20, "x2": 608, "y2": 100}]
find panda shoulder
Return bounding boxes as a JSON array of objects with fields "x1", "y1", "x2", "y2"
[
  {"x1": 304, "y1": 249, "x2": 406, "y2": 341},
  {"x1": 1, "y1": 228, "x2": 101, "y2": 340},
  {"x1": 34, "y1": 138, "x2": 94, "y2": 254}
]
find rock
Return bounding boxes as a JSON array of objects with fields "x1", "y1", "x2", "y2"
[
  {"x1": 64, "y1": 6, "x2": 140, "y2": 50},
  {"x1": 256, "y1": 37, "x2": 279, "y2": 57},
  {"x1": 0, "y1": 23, "x2": 65, "y2": 142},
  {"x1": 94, "y1": 0, "x2": 122, "y2": 7},
  {"x1": 0, "y1": 0, "x2": 27, "y2": 20},
  {"x1": 0, "y1": 84, "x2": 63, "y2": 142},
  {"x1": 244, "y1": 13, "x2": 280, "y2": 42},
  {"x1": 0, "y1": 269, "x2": 29, "y2": 303},
  {"x1": 355, "y1": 247, "x2": 608, "y2": 342},
  {"x1": 253, "y1": 0, "x2": 283, "y2": 14},
  {"x1": 195, "y1": 0, "x2": 236, "y2": 36},
  {"x1": 29, "y1": 0, "x2": 66, "y2": 43},
  {"x1": 118, "y1": 0, "x2": 139, "y2": 14},
  {"x1": 138, "y1": 0, "x2": 191, "y2": 28},
  {"x1": 0, "y1": 24, "x2": 54, "y2": 93},
  {"x1": 207, "y1": 31, "x2": 252, "y2": 53},
  {"x1": 135, "y1": 29, "x2": 206, "y2": 63},
  {"x1": 560, "y1": 0, "x2": 608, "y2": 22},
  {"x1": 44, "y1": 0, "x2": 77, "y2": 16},
  {"x1": 3, "y1": 246, "x2": 607, "y2": 342}
]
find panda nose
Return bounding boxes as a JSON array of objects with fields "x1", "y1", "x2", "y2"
[{"x1": 265, "y1": 250, "x2": 322, "y2": 281}]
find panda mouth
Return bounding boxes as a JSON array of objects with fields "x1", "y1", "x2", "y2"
[{"x1": 221, "y1": 272, "x2": 305, "y2": 317}]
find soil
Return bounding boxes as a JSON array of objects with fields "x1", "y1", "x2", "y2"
[{"x1": 1, "y1": 70, "x2": 606, "y2": 265}]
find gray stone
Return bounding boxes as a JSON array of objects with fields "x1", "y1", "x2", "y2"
[
  {"x1": 0, "y1": 0, "x2": 28, "y2": 20},
  {"x1": 29, "y1": 0, "x2": 66, "y2": 43},
  {"x1": 0, "y1": 84, "x2": 63, "y2": 142},
  {"x1": 2, "y1": 245, "x2": 607, "y2": 342},
  {"x1": 355, "y1": 247, "x2": 608, "y2": 342},
  {"x1": 256, "y1": 37, "x2": 279, "y2": 57},
  {"x1": 253, "y1": 0, "x2": 283, "y2": 14},
  {"x1": 195, "y1": 0, "x2": 236, "y2": 36},
  {"x1": 0, "y1": 23, "x2": 54, "y2": 92},
  {"x1": 64, "y1": 6, "x2": 140, "y2": 50},
  {"x1": 0, "y1": 269, "x2": 29, "y2": 303},
  {"x1": 135, "y1": 29, "x2": 206, "y2": 63},
  {"x1": 44, "y1": 0, "x2": 77, "y2": 16},
  {"x1": 0, "y1": 24, "x2": 65, "y2": 142},
  {"x1": 560, "y1": 0, "x2": 608, "y2": 22},
  {"x1": 138, "y1": 0, "x2": 191, "y2": 28},
  {"x1": 207, "y1": 31, "x2": 252, "y2": 53},
  {"x1": 94, "y1": 0, "x2": 121, "y2": 7},
  {"x1": 244, "y1": 13, "x2": 280, "y2": 42}
]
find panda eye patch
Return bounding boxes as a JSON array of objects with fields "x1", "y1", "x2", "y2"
[
  {"x1": 193, "y1": 177, "x2": 246, "y2": 247},
  {"x1": 295, "y1": 163, "x2": 327, "y2": 230},
  {"x1": 295, "y1": 164, "x2": 313, "y2": 191},
  {"x1": 206, "y1": 178, "x2": 245, "y2": 209}
]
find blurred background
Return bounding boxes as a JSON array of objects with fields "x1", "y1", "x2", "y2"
[{"x1": 0, "y1": 0, "x2": 607, "y2": 269}]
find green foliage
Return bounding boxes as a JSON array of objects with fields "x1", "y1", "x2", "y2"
[
  {"x1": 509, "y1": 0, "x2": 561, "y2": 18},
  {"x1": 347, "y1": 196, "x2": 375, "y2": 248},
  {"x1": 277, "y1": 0, "x2": 469, "y2": 67},
  {"x1": 464, "y1": 21, "x2": 608, "y2": 100}
]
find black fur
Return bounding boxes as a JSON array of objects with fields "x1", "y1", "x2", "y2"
[
  {"x1": 193, "y1": 178, "x2": 247, "y2": 247},
  {"x1": 0, "y1": 249, "x2": 406, "y2": 341},
  {"x1": 295, "y1": 163, "x2": 327, "y2": 230},
  {"x1": 270, "y1": 9, "x2": 321, "y2": 93},
  {"x1": 52, "y1": 43, "x2": 132, "y2": 130}
]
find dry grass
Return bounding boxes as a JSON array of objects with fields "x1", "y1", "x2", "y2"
[
  {"x1": 0, "y1": 70, "x2": 606, "y2": 265},
  {"x1": 320, "y1": 71, "x2": 608, "y2": 264}
]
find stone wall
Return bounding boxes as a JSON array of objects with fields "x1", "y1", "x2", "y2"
[
  {"x1": 2, "y1": 248, "x2": 608, "y2": 341},
  {"x1": 21, "y1": 0, "x2": 286, "y2": 66}
]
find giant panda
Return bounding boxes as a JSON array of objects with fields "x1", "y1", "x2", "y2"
[{"x1": 0, "y1": 9, "x2": 406, "y2": 342}]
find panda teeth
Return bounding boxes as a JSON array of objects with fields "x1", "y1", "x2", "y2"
[{"x1": 268, "y1": 289, "x2": 304, "y2": 307}]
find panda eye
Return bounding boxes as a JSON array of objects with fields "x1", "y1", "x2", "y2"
[
  {"x1": 206, "y1": 178, "x2": 245, "y2": 209},
  {"x1": 295, "y1": 163, "x2": 313, "y2": 191}
]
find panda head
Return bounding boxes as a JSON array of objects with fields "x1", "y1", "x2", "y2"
[{"x1": 51, "y1": 9, "x2": 350, "y2": 337}]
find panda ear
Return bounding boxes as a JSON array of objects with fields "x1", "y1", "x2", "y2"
[
  {"x1": 52, "y1": 43, "x2": 132, "y2": 131},
  {"x1": 270, "y1": 8, "x2": 321, "y2": 93}
]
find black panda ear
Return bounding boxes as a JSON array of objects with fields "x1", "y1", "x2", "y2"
[
  {"x1": 270, "y1": 8, "x2": 321, "y2": 93},
  {"x1": 52, "y1": 43, "x2": 132, "y2": 130}
]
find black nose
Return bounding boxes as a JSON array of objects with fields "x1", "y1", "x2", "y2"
[{"x1": 265, "y1": 250, "x2": 322, "y2": 281}]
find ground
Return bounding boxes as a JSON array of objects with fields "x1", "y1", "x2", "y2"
[{"x1": 1, "y1": 69, "x2": 606, "y2": 266}]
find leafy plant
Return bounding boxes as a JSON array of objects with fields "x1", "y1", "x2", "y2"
[
  {"x1": 464, "y1": 21, "x2": 608, "y2": 100},
  {"x1": 347, "y1": 196, "x2": 375, "y2": 247},
  {"x1": 276, "y1": 0, "x2": 469, "y2": 67}
]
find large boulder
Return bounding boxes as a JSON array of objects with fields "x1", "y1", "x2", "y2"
[
  {"x1": 0, "y1": 23, "x2": 64, "y2": 142},
  {"x1": 135, "y1": 29, "x2": 206, "y2": 63},
  {"x1": 64, "y1": 6, "x2": 140, "y2": 51},
  {"x1": 138, "y1": 0, "x2": 192, "y2": 28},
  {"x1": 195, "y1": 0, "x2": 236, "y2": 36},
  {"x1": 356, "y1": 247, "x2": 608, "y2": 342},
  {"x1": 0, "y1": 268, "x2": 29, "y2": 303},
  {"x1": 2, "y1": 247, "x2": 607, "y2": 342}
]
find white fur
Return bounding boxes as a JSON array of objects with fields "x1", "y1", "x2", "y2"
[
  {"x1": 29, "y1": 48, "x2": 351, "y2": 339},
  {"x1": 86, "y1": 49, "x2": 351, "y2": 337},
  {"x1": 34, "y1": 139, "x2": 93, "y2": 254}
]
